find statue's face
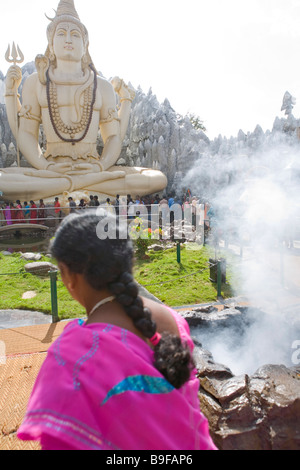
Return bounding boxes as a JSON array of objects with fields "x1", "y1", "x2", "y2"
[{"x1": 53, "y1": 21, "x2": 85, "y2": 62}]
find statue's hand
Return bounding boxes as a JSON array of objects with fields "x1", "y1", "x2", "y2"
[
  {"x1": 111, "y1": 77, "x2": 135, "y2": 102},
  {"x1": 6, "y1": 65, "x2": 22, "y2": 92},
  {"x1": 24, "y1": 169, "x2": 64, "y2": 178},
  {"x1": 76, "y1": 169, "x2": 126, "y2": 188},
  {"x1": 70, "y1": 163, "x2": 95, "y2": 175},
  {"x1": 98, "y1": 170, "x2": 125, "y2": 180},
  {"x1": 47, "y1": 162, "x2": 73, "y2": 174}
]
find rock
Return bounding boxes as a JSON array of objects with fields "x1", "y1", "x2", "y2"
[
  {"x1": 22, "y1": 291, "x2": 37, "y2": 299},
  {"x1": 180, "y1": 305, "x2": 246, "y2": 328},
  {"x1": 1, "y1": 251, "x2": 12, "y2": 256},
  {"x1": 20, "y1": 252, "x2": 42, "y2": 261},
  {"x1": 187, "y1": 304, "x2": 300, "y2": 449},
  {"x1": 24, "y1": 262, "x2": 57, "y2": 276},
  {"x1": 195, "y1": 345, "x2": 300, "y2": 450},
  {"x1": 249, "y1": 365, "x2": 300, "y2": 450},
  {"x1": 181, "y1": 306, "x2": 219, "y2": 326},
  {"x1": 198, "y1": 389, "x2": 223, "y2": 430},
  {"x1": 194, "y1": 346, "x2": 234, "y2": 380},
  {"x1": 200, "y1": 374, "x2": 248, "y2": 405},
  {"x1": 148, "y1": 244, "x2": 163, "y2": 251}
]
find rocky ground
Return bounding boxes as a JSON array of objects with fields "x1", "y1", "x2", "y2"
[{"x1": 180, "y1": 304, "x2": 300, "y2": 450}]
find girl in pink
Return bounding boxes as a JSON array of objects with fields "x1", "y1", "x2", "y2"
[
  {"x1": 4, "y1": 202, "x2": 12, "y2": 225},
  {"x1": 17, "y1": 211, "x2": 217, "y2": 451}
]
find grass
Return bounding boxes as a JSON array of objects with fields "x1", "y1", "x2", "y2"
[
  {"x1": 0, "y1": 252, "x2": 85, "y2": 320},
  {"x1": 0, "y1": 243, "x2": 241, "y2": 320},
  {"x1": 133, "y1": 243, "x2": 238, "y2": 307}
]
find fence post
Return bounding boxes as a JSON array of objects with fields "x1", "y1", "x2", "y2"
[
  {"x1": 49, "y1": 270, "x2": 59, "y2": 323},
  {"x1": 217, "y1": 260, "x2": 222, "y2": 298},
  {"x1": 177, "y1": 242, "x2": 181, "y2": 264},
  {"x1": 203, "y1": 219, "x2": 207, "y2": 246}
]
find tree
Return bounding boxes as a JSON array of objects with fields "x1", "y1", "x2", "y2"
[
  {"x1": 281, "y1": 91, "x2": 296, "y2": 117},
  {"x1": 186, "y1": 112, "x2": 207, "y2": 132}
]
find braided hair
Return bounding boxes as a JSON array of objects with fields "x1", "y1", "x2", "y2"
[{"x1": 50, "y1": 211, "x2": 194, "y2": 389}]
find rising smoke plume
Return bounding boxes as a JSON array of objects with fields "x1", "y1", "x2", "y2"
[{"x1": 182, "y1": 132, "x2": 300, "y2": 375}]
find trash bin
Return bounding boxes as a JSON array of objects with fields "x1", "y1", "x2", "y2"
[{"x1": 209, "y1": 258, "x2": 226, "y2": 283}]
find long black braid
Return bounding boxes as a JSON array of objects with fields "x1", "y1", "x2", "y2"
[
  {"x1": 109, "y1": 272, "x2": 156, "y2": 338},
  {"x1": 50, "y1": 211, "x2": 194, "y2": 389}
]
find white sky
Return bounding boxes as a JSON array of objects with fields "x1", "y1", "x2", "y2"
[{"x1": 1, "y1": 0, "x2": 300, "y2": 139}]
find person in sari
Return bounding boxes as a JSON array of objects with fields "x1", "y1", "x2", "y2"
[
  {"x1": 17, "y1": 211, "x2": 217, "y2": 451},
  {"x1": 38, "y1": 199, "x2": 46, "y2": 224},
  {"x1": 30, "y1": 200, "x2": 38, "y2": 224},
  {"x1": 14, "y1": 200, "x2": 25, "y2": 224},
  {"x1": 10, "y1": 202, "x2": 17, "y2": 224},
  {"x1": 4, "y1": 202, "x2": 12, "y2": 225},
  {"x1": 0, "y1": 205, "x2": 5, "y2": 226},
  {"x1": 23, "y1": 202, "x2": 30, "y2": 222}
]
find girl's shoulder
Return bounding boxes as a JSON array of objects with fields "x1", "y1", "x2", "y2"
[{"x1": 141, "y1": 297, "x2": 194, "y2": 351}]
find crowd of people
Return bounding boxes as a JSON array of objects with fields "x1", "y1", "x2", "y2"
[
  {"x1": 0, "y1": 199, "x2": 45, "y2": 226},
  {"x1": 0, "y1": 192, "x2": 209, "y2": 229}
]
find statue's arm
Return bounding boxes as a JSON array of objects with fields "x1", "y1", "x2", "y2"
[
  {"x1": 111, "y1": 77, "x2": 135, "y2": 141},
  {"x1": 17, "y1": 74, "x2": 49, "y2": 170},
  {"x1": 98, "y1": 78, "x2": 122, "y2": 171},
  {"x1": 5, "y1": 65, "x2": 22, "y2": 138}
]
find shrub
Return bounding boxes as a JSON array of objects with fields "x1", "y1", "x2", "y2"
[{"x1": 129, "y1": 217, "x2": 162, "y2": 255}]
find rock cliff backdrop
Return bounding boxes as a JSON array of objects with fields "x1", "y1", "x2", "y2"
[{"x1": 0, "y1": 62, "x2": 299, "y2": 198}]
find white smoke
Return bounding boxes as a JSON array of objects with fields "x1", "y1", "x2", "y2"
[{"x1": 183, "y1": 136, "x2": 300, "y2": 375}]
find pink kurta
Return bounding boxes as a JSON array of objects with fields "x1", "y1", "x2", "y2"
[
  {"x1": 17, "y1": 308, "x2": 217, "y2": 450},
  {"x1": 4, "y1": 207, "x2": 12, "y2": 225}
]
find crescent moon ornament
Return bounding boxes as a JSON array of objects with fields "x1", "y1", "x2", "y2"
[{"x1": 45, "y1": 9, "x2": 57, "y2": 22}]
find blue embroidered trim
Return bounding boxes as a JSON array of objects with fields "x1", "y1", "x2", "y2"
[
  {"x1": 102, "y1": 324, "x2": 114, "y2": 333},
  {"x1": 101, "y1": 375, "x2": 174, "y2": 405},
  {"x1": 121, "y1": 328, "x2": 128, "y2": 348},
  {"x1": 73, "y1": 331, "x2": 100, "y2": 391},
  {"x1": 78, "y1": 320, "x2": 113, "y2": 332},
  {"x1": 53, "y1": 321, "x2": 77, "y2": 366}
]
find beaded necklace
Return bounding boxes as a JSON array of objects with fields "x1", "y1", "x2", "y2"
[{"x1": 46, "y1": 64, "x2": 98, "y2": 145}]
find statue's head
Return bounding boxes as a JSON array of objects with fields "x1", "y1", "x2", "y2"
[{"x1": 45, "y1": 0, "x2": 92, "y2": 70}]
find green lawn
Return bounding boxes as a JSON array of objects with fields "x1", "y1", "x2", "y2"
[
  {"x1": 0, "y1": 252, "x2": 85, "y2": 320},
  {"x1": 0, "y1": 243, "x2": 241, "y2": 320},
  {"x1": 134, "y1": 243, "x2": 238, "y2": 306}
]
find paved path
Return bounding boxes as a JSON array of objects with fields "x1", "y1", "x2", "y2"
[
  {"x1": 0, "y1": 321, "x2": 68, "y2": 451},
  {"x1": 0, "y1": 310, "x2": 52, "y2": 330}
]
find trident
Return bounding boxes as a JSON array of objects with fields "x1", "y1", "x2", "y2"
[
  {"x1": 5, "y1": 42, "x2": 24, "y2": 167},
  {"x1": 5, "y1": 42, "x2": 24, "y2": 66}
]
